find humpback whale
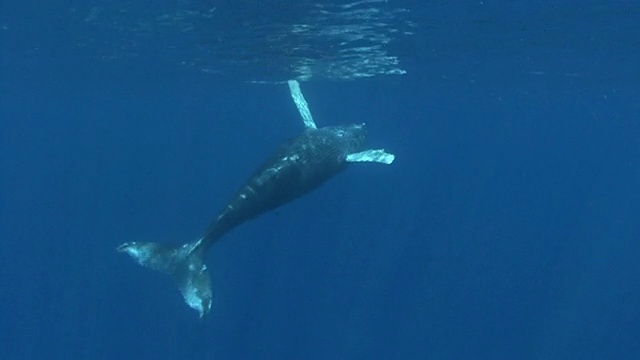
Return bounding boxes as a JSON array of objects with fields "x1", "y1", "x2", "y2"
[{"x1": 118, "y1": 81, "x2": 394, "y2": 317}]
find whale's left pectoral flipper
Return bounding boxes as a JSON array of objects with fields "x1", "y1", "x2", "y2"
[
  {"x1": 288, "y1": 80, "x2": 317, "y2": 129},
  {"x1": 117, "y1": 238, "x2": 212, "y2": 318},
  {"x1": 347, "y1": 149, "x2": 395, "y2": 164}
]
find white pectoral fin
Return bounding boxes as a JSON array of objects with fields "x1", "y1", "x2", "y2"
[
  {"x1": 346, "y1": 149, "x2": 395, "y2": 165},
  {"x1": 287, "y1": 80, "x2": 317, "y2": 129}
]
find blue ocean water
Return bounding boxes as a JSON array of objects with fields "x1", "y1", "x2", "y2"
[{"x1": 1, "y1": 1, "x2": 639, "y2": 359}]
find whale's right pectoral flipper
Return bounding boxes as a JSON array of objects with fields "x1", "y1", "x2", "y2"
[
  {"x1": 346, "y1": 149, "x2": 395, "y2": 164},
  {"x1": 117, "y1": 238, "x2": 212, "y2": 318}
]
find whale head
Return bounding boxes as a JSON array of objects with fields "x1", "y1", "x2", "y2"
[{"x1": 327, "y1": 123, "x2": 368, "y2": 155}]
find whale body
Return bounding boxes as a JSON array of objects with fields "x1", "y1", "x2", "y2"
[
  {"x1": 118, "y1": 124, "x2": 374, "y2": 317},
  {"x1": 118, "y1": 80, "x2": 394, "y2": 317},
  {"x1": 202, "y1": 124, "x2": 367, "y2": 247}
]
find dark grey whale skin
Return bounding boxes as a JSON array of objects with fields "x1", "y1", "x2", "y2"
[
  {"x1": 201, "y1": 124, "x2": 366, "y2": 250},
  {"x1": 117, "y1": 123, "x2": 367, "y2": 317}
]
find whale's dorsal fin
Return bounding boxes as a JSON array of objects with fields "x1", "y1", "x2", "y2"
[
  {"x1": 347, "y1": 149, "x2": 395, "y2": 164},
  {"x1": 288, "y1": 80, "x2": 317, "y2": 129}
]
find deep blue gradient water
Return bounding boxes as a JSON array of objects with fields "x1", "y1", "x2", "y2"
[{"x1": 1, "y1": 1, "x2": 639, "y2": 359}]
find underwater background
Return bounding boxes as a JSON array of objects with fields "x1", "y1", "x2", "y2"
[{"x1": 1, "y1": 1, "x2": 639, "y2": 359}]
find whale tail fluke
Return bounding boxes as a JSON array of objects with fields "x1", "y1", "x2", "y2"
[{"x1": 117, "y1": 238, "x2": 212, "y2": 318}]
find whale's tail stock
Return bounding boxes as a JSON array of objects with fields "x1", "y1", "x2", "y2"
[{"x1": 117, "y1": 238, "x2": 212, "y2": 317}]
